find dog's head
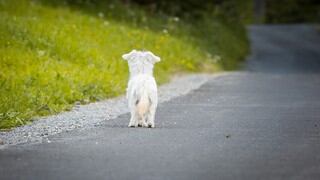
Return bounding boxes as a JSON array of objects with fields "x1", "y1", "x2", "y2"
[{"x1": 122, "y1": 50, "x2": 160, "y2": 76}]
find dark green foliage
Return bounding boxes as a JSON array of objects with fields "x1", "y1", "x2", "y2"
[
  {"x1": 266, "y1": 0, "x2": 320, "y2": 23},
  {"x1": 48, "y1": 0, "x2": 253, "y2": 24},
  {"x1": 125, "y1": 0, "x2": 253, "y2": 24}
]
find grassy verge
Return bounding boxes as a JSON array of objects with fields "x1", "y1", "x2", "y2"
[{"x1": 0, "y1": 0, "x2": 250, "y2": 129}]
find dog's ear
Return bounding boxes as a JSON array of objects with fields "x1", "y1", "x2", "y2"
[
  {"x1": 146, "y1": 51, "x2": 160, "y2": 64},
  {"x1": 122, "y1": 50, "x2": 137, "y2": 61}
]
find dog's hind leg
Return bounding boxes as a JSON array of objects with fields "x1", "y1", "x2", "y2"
[
  {"x1": 147, "y1": 105, "x2": 156, "y2": 128},
  {"x1": 128, "y1": 110, "x2": 138, "y2": 127},
  {"x1": 147, "y1": 112, "x2": 155, "y2": 128}
]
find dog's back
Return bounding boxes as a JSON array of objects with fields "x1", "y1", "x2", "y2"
[{"x1": 127, "y1": 74, "x2": 157, "y2": 118}]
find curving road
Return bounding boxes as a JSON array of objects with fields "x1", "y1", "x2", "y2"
[{"x1": 1, "y1": 25, "x2": 320, "y2": 180}]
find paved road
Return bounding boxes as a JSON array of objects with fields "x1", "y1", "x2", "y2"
[{"x1": 1, "y1": 25, "x2": 320, "y2": 180}]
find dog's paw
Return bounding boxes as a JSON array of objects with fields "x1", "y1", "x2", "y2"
[
  {"x1": 128, "y1": 122, "x2": 135, "y2": 128},
  {"x1": 147, "y1": 123, "x2": 155, "y2": 128},
  {"x1": 142, "y1": 122, "x2": 149, "y2": 128},
  {"x1": 137, "y1": 121, "x2": 143, "y2": 127},
  {"x1": 137, "y1": 121, "x2": 148, "y2": 127}
]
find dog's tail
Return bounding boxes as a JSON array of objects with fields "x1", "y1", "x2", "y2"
[{"x1": 136, "y1": 90, "x2": 150, "y2": 118}]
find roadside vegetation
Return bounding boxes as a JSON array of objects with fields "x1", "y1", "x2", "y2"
[
  {"x1": 0, "y1": 0, "x2": 251, "y2": 129},
  {"x1": 265, "y1": 0, "x2": 320, "y2": 23}
]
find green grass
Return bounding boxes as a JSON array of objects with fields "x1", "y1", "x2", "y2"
[{"x1": 0, "y1": 0, "x2": 249, "y2": 129}]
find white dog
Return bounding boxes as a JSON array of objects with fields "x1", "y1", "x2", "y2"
[{"x1": 122, "y1": 50, "x2": 160, "y2": 128}]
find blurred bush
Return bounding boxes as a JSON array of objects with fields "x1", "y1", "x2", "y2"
[
  {"x1": 58, "y1": 0, "x2": 253, "y2": 24},
  {"x1": 265, "y1": 0, "x2": 320, "y2": 23}
]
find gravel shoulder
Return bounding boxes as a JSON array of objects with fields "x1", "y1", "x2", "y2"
[{"x1": 0, "y1": 73, "x2": 228, "y2": 147}]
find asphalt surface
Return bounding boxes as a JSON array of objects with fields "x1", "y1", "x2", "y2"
[{"x1": 1, "y1": 25, "x2": 320, "y2": 180}]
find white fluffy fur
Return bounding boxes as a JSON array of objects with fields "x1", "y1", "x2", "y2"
[{"x1": 122, "y1": 50, "x2": 160, "y2": 128}]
